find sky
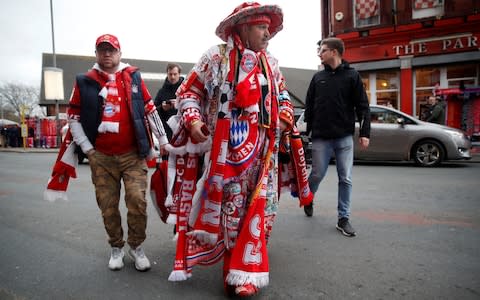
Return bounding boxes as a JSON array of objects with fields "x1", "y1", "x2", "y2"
[{"x1": 0, "y1": 0, "x2": 321, "y2": 87}]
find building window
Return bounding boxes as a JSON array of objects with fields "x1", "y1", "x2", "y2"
[
  {"x1": 360, "y1": 71, "x2": 399, "y2": 108},
  {"x1": 354, "y1": 0, "x2": 380, "y2": 28},
  {"x1": 415, "y1": 67, "x2": 441, "y2": 119},
  {"x1": 376, "y1": 71, "x2": 399, "y2": 109},
  {"x1": 446, "y1": 64, "x2": 477, "y2": 88},
  {"x1": 360, "y1": 73, "x2": 371, "y2": 102},
  {"x1": 412, "y1": 0, "x2": 444, "y2": 19}
]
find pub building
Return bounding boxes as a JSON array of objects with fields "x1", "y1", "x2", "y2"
[{"x1": 320, "y1": 0, "x2": 480, "y2": 145}]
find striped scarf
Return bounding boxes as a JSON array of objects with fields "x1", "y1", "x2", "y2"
[{"x1": 98, "y1": 73, "x2": 121, "y2": 133}]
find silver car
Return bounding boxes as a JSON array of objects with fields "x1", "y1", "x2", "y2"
[
  {"x1": 355, "y1": 105, "x2": 471, "y2": 166},
  {"x1": 296, "y1": 105, "x2": 472, "y2": 167}
]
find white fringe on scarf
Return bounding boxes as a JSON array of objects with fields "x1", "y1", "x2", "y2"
[
  {"x1": 43, "y1": 189, "x2": 68, "y2": 202},
  {"x1": 168, "y1": 270, "x2": 192, "y2": 282},
  {"x1": 226, "y1": 269, "x2": 269, "y2": 288}
]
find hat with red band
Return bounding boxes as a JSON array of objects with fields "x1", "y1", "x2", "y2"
[
  {"x1": 95, "y1": 34, "x2": 121, "y2": 50},
  {"x1": 215, "y1": 2, "x2": 283, "y2": 42}
]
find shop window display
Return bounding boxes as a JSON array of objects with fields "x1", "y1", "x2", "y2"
[{"x1": 376, "y1": 71, "x2": 399, "y2": 108}]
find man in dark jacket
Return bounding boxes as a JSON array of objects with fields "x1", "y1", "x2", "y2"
[
  {"x1": 303, "y1": 37, "x2": 371, "y2": 237},
  {"x1": 426, "y1": 96, "x2": 446, "y2": 125},
  {"x1": 154, "y1": 63, "x2": 184, "y2": 140}
]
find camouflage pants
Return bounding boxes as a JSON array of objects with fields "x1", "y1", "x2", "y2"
[{"x1": 89, "y1": 150, "x2": 148, "y2": 249}]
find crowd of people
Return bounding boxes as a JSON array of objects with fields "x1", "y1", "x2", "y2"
[{"x1": 0, "y1": 125, "x2": 21, "y2": 147}]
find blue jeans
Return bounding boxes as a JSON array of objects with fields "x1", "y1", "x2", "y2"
[{"x1": 308, "y1": 135, "x2": 353, "y2": 219}]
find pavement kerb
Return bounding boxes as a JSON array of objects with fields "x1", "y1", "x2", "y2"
[{"x1": 1, "y1": 147, "x2": 479, "y2": 162}]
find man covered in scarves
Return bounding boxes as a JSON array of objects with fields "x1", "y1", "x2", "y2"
[{"x1": 164, "y1": 2, "x2": 312, "y2": 297}]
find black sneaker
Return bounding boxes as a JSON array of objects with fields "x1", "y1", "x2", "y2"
[
  {"x1": 304, "y1": 202, "x2": 313, "y2": 217},
  {"x1": 336, "y1": 218, "x2": 356, "y2": 237}
]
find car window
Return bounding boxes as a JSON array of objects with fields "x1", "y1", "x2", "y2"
[
  {"x1": 357, "y1": 106, "x2": 417, "y2": 125},
  {"x1": 370, "y1": 107, "x2": 407, "y2": 124}
]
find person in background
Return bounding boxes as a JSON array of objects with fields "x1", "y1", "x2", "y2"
[
  {"x1": 154, "y1": 63, "x2": 184, "y2": 141},
  {"x1": 67, "y1": 34, "x2": 168, "y2": 272},
  {"x1": 426, "y1": 95, "x2": 446, "y2": 125},
  {"x1": 303, "y1": 37, "x2": 371, "y2": 237},
  {"x1": 0, "y1": 125, "x2": 6, "y2": 147},
  {"x1": 165, "y1": 2, "x2": 308, "y2": 297}
]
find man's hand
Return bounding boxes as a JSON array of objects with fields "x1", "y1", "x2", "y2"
[
  {"x1": 359, "y1": 137, "x2": 369, "y2": 150},
  {"x1": 159, "y1": 144, "x2": 168, "y2": 156},
  {"x1": 279, "y1": 120, "x2": 288, "y2": 132},
  {"x1": 190, "y1": 121, "x2": 208, "y2": 143},
  {"x1": 86, "y1": 149, "x2": 96, "y2": 156}
]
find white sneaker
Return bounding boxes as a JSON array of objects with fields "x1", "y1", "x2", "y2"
[
  {"x1": 128, "y1": 246, "x2": 151, "y2": 271},
  {"x1": 108, "y1": 247, "x2": 124, "y2": 270}
]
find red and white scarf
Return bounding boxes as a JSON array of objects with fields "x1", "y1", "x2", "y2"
[
  {"x1": 224, "y1": 134, "x2": 274, "y2": 288},
  {"x1": 98, "y1": 73, "x2": 121, "y2": 133},
  {"x1": 43, "y1": 129, "x2": 78, "y2": 202}
]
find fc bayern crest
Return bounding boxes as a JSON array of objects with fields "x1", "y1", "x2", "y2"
[
  {"x1": 240, "y1": 53, "x2": 257, "y2": 73},
  {"x1": 226, "y1": 109, "x2": 259, "y2": 166},
  {"x1": 103, "y1": 103, "x2": 117, "y2": 117}
]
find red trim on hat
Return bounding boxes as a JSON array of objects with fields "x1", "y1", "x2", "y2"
[{"x1": 237, "y1": 14, "x2": 271, "y2": 26}]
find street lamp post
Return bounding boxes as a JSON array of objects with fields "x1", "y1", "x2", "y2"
[
  {"x1": 45, "y1": 0, "x2": 63, "y2": 147},
  {"x1": 43, "y1": 67, "x2": 64, "y2": 147}
]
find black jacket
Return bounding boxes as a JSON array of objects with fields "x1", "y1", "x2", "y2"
[
  {"x1": 305, "y1": 61, "x2": 370, "y2": 139},
  {"x1": 154, "y1": 77, "x2": 184, "y2": 139}
]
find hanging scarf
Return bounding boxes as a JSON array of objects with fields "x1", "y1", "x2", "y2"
[
  {"x1": 43, "y1": 129, "x2": 78, "y2": 202},
  {"x1": 150, "y1": 157, "x2": 169, "y2": 223},
  {"x1": 168, "y1": 152, "x2": 199, "y2": 281},
  {"x1": 225, "y1": 134, "x2": 274, "y2": 288},
  {"x1": 97, "y1": 73, "x2": 121, "y2": 133},
  {"x1": 288, "y1": 128, "x2": 314, "y2": 207}
]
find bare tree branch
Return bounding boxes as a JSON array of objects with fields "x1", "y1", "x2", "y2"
[{"x1": 0, "y1": 82, "x2": 40, "y2": 119}]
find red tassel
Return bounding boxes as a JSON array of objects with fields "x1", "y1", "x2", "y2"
[{"x1": 234, "y1": 73, "x2": 260, "y2": 108}]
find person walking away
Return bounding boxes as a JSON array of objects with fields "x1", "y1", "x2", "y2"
[
  {"x1": 67, "y1": 34, "x2": 168, "y2": 271},
  {"x1": 303, "y1": 37, "x2": 371, "y2": 237}
]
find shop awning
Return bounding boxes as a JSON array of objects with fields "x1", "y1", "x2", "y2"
[{"x1": 435, "y1": 87, "x2": 480, "y2": 95}]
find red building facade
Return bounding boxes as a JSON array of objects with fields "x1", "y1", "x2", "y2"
[{"x1": 321, "y1": 0, "x2": 480, "y2": 139}]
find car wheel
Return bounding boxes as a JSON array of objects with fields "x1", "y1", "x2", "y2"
[{"x1": 412, "y1": 139, "x2": 444, "y2": 167}]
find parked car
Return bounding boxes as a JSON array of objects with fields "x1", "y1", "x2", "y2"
[{"x1": 296, "y1": 105, "x2": 472, "y2": 167}]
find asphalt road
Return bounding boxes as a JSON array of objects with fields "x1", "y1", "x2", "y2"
[{"x1": 0, "y1": 152, "x2": 479, "y2": 299}]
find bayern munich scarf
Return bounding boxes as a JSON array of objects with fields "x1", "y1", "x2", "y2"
[
  {"x1": 289, "y1": 131, "x2": 314, "y2": 206},
  {"x1": 225, "y1": 134, "x2": 275, "y2": 288},
  {"x1": 97, "y1": 73, "x2": 121, "y2": 133},
  {"x1": 168, "y1": 152, "x2": 198, "y2": 281},
  {"x1": 44, "y1": 129, "x2": 78, "y2": 202}
]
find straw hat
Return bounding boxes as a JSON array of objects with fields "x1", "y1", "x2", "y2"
[{"x1": 215, "y1": 2, "x2": 283, "y2": 42}]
